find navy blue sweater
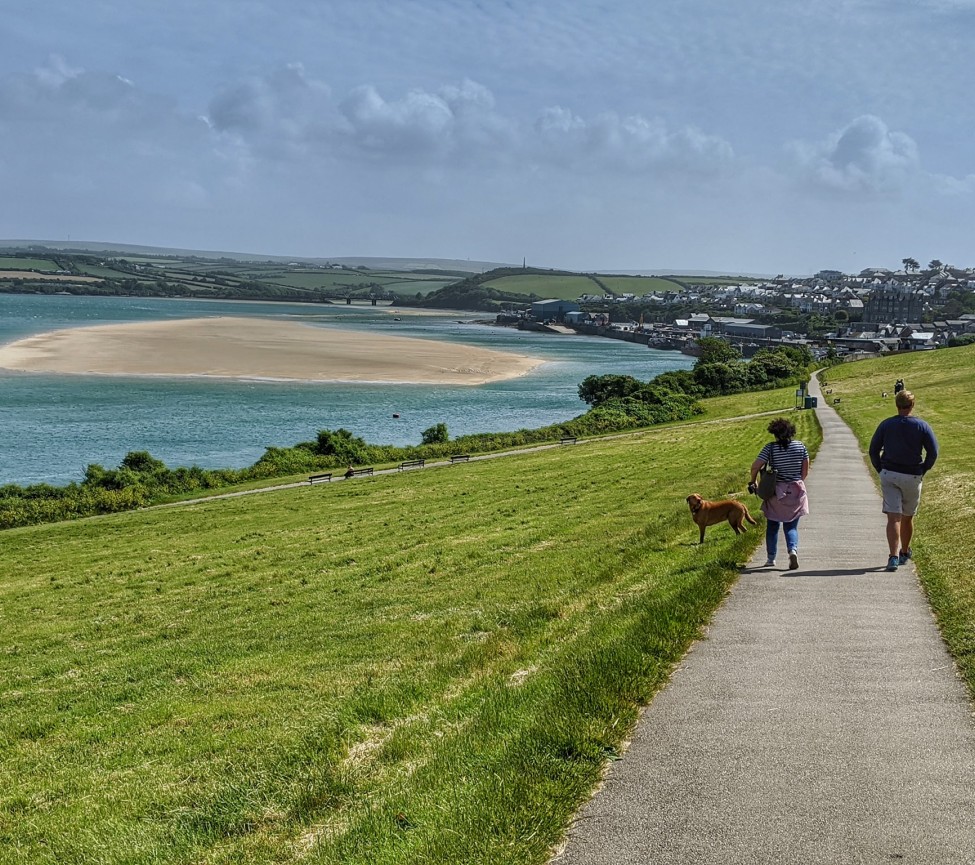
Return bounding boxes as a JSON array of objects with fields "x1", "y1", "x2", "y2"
[{"x1": 869, "y1": 414, "x2": 939, "y2": 476}]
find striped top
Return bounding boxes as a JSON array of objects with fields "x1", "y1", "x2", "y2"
[{"x1": 757, "y1": 439, "x2": 808, "y2": 482}]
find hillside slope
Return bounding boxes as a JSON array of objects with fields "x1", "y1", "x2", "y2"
[
  {"x1": 821, "y1": 343, "x2": 975, "y2": 696},
  {"x1": 0, "y1": 402, "x2": 817, "y2": 864}
]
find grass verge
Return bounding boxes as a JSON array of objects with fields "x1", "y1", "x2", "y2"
[{"x1": 819, "y1": 344, "x2": 975, "y2": 697}]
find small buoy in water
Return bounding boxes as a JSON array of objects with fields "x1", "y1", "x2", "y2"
[{"x1": 392, "y1": 413, "x2": 400, "y2": 418}]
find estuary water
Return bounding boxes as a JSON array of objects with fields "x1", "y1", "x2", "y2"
[{"x1": 0, "y1": 294, "x2": 692, "y2": 486}]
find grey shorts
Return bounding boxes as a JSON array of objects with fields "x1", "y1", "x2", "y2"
[{"x1": 880, "y1": 469, "x2": 923, "y2": 516}]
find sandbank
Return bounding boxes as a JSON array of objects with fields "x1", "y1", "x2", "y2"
[{"x1": 0, "y1": 316, "x2": 544, "y2": 385}]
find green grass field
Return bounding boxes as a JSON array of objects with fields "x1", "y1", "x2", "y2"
[
  {"x1": 691, "y1": 385, "x2": 801, "y2": 421},
  {"x1": 820, "y1": 345, "x2": 975, "y2": 696},
  {"x1": 0, "y1": 258, "x2": 59, "y2": 272},
  {"x1": 664, "y1": 275, "x2": 760, "y2": 286},
  {"x1": 597, "y1": 276, "x2": 683, "y2": 295},
  {"x1": 74, "y1": 265, "x2": 140, "y2": 279},
  {"x1": 481, "y1": 274, "x2": 604, "y2": 300},
  {"x1": 0, "y1": 403, "x2": 820, "y2": 864},
  {"x1": 224, "y1": 271, "x2": 452, "y2": 296}
]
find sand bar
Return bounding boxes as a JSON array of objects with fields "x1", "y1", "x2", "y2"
[{"x1": 0, "y1": 316, "x2": 544, "y2": 385}]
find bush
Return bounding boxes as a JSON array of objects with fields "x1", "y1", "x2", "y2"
[
  {"x1": 255, "y1": 446, "x2": 322, "y2": 475},
  {"x1": 650, "y1": 369, "x2": 703, "y2": 396},
  {"x1": 693, "y1": 361, "x2": 749, "y2": 395},
  {"x1": 315, "y1": 428, "x2": 369, "y2": 464},
  {"x1": 121, "y1": 451, "x2": 166, "y2": 473},
  {"x1": 948, "y1": 334, "x2": 975, "y2": 348},
  {"x1": 421, "y1": 423, "x2": 449, "y2": 445},
  {"x1": 578, "y1": 374, "x2": 643, "y2": 406}
]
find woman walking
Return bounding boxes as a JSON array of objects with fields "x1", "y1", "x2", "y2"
[{"x1": 748, "y1": 418, "x2": 810, "y2": 569}]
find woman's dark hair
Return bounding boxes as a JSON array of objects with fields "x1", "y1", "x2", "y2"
[{"x1": 768, "y1": 417, "x2": 796, "y2": 447}]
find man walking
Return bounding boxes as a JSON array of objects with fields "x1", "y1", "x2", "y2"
[{"x1": 869, "y1": 389, "x2": 939, "y2": 572}]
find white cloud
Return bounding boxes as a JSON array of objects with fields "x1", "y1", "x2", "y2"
[
  {"x1": 929, "y1": 172, "x2": 975, "y2": 195},
  {"x1": 533, "y1": 107, "x2": 734, "y2": 175},
  {"x1": 209, "y1": 70, "x2": 516, "y2": 166},
  {"x1": 0, "y1": 56, "x2": 237, "y2": 244},
  {"x1": 791, "y1": 115, "x2": 919, "y2": 194},
  {"x1": 207, "y1": 67, "x2": 734, "y2": 176}
]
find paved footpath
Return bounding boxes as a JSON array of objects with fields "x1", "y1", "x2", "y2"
[{"x1": 556, "y1": 378, "x2": 975, "y2": 864}]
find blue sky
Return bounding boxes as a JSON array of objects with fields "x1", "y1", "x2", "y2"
[{"x1": 3, "y1": 0, "x2": 974, "y2": 274}]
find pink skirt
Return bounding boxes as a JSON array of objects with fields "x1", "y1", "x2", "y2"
[{"x1": 762, "y1": 479, "x2": 810, "y2": 522}]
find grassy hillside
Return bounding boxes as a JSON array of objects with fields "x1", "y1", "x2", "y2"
[
  {"x1": 0, "y1": 257, "x2": 59, "y2": 272},
  {"x1": 597, "y1": 275, "x2": 683, "y2": 295},
  {"x1": 0, "y1": 401, "x2": 818, "y2": 865},
  {"x1": 820, "y1": 344, "x2": 975, "y2": 696},
  {"x1": 404, "y1": 268, "x2": 610, "y2": 310},
  {"x1": 480, "y1": 273, "x2": 603, "y2": 300},
  {"x1": 0, "y1": 252, "x2": 454, "y2": 301}
]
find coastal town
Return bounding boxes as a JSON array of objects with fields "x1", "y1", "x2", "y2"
[{"x1": 512, "y1": 262, "x2": 975, "y2": 360}]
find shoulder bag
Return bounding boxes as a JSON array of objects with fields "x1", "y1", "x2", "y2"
[{"x1": 757, "y1": 444, "x2": 777, "y2": 500}]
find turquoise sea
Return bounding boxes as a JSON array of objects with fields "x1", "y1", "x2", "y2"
[{"x1": 0, "y1": 294, "x2": 693, "y2": 486}]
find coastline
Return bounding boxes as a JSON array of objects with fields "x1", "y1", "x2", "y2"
[{"x1": 0, "y1": 316, "x2": 545, "y2": 385}]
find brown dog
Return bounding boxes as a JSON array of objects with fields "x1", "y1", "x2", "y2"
[{"x1": 686, "y1": 493, "x2": 757, "y2": 544}]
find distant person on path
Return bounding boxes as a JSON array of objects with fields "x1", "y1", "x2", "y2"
[
  {"x1": 869, "y1": 390, "x2": 939, "y2": 572},
  {"x1": 749, "y1": 418, "x2": 810, "y2": 570}
]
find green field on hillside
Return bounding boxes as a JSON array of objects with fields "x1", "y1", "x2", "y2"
[
  {"x1": 820, "y1": 345, "x2": 975, "y2": 696},
  {"x1": 597, "y1": 276, "x2": 683, "y2": 295},
  {"x1": 253, "y1": 272, "x2": 395, "y2": 289},
  {"x1": 74, "y1": 265, "x2": 139, "y2": 279},
  {"x1": 0, "y1": 404, "x2": 820, "y2": 864},
  {"x1": 666, "y1": 275, "x2": 759, "y2": 286},
  {"x1": 692, "y1": 385, "x2": 802, "y2": 421},
  {"x1": 0, "y1": 257, "x2": 59, "y2": 271},
  {"x1": 218, "y1": 270, "x2": 451, "y2": 296},
  {"x1": 481, "y1": 274, "x2": 603, "y2": 300}
]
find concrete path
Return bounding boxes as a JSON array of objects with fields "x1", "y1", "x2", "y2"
[{"x1": 556, "y1": 378, "x2": 975, "y2": 864}]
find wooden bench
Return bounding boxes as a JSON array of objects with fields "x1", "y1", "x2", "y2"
[
  {"x1": 560, "y1": 436, "x2": 578, "y2": 445},
  {"x1": 399, "y1": 459, "x2": 425, "y2": 471},
  {"x1": 344, "y1": 467, "x2": 374, "y2": 478},
  {"x1": 308, "y1": 473, "x2": 333, "y2": 484},
  {"x1": 449, "y1": 454, "x2": 471, "y2": 463}
]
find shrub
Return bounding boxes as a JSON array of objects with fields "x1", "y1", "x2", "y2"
[
  {"x1": 650, "y1": 369, "x2": 703, "y2": 396},
  {"x1": 421, "y1": 423, "x2": 449, "y2": 445},
  {"x1": 693, "y1": 361, "x2": 749, "y2": 395},
  {"x1": 578, "y1": 374, "x2": 643, "y2": 406},
  {"x1": 948, "y1": 334, "x2": 975, "y2": 348},
  {"x1": 255, "y1": 446, "x2": 322, "y2": 475},
  {"x1": 315, "y1": 428, "x2": 369, "y2": 464},
  {"x1": 120, "y1": 451, "x2": 166, "y2": 473}
]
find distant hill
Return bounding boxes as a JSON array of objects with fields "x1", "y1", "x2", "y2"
[
  {"x1": 0, "y1": 240, "x2": 787, "y2": 278},
  {"x1": 398, "y1": 267, "x2": 607, "y2": 311},
  {"x1": 399, "y1": 267, "x2": 762, "y2": 311},
  {"x1": 0, "y1": 240, "x2": 510, "y2": 275}
]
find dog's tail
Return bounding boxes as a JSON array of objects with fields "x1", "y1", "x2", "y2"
[{"x1": 743, "y1": 508, "x2": 758, "y2": 526}]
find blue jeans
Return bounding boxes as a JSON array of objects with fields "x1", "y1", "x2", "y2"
[{"x1": 766, "y1": 518, "x2": 800, "y2": 560}]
